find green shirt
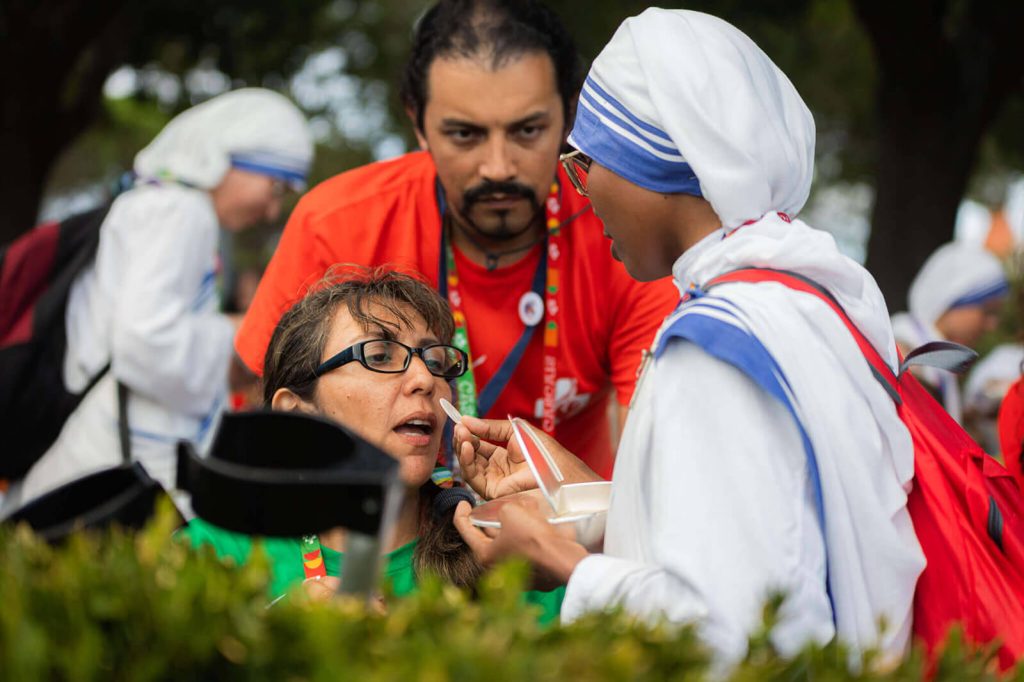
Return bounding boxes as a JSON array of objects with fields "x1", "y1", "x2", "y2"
[{"x1": 183, "y1": 519, "x2": 565, "y2": 624}]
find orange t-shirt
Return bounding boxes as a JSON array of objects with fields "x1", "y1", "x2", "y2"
[{"x1": 237, "y1": 151, "x2": 678, "y2": 477}]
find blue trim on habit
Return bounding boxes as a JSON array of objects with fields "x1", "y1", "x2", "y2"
[
  {"x1": 195, "y1": 394, "x2": 225, "y2": 443},
  {"x1": 190, "y1": 268, "x2": 218, "y2": 312},
  {"x1": 229, "y1": 159, "x2": 307, "y2": 185},
  {"x1": 230, "y1": 149, "x2": 309, "y2": 172},
  {"x1": 654, "y1": 307, "x2": 837, "y2": 627},
  {"x1": 570, "y1": 95, "x2": 703, "y2": 197},
  {"x1": 229, "y1": 150, "x2": 309, "y2": 186},
  {"x1": 948, "y1": 279, "x2": 1009, "y2": 309},
  {"x1": 581, "y1": 77, "x2": 680, "y2": 154},
  {"x1": 114, "y1": 393, "x2": 225, "y2": 445}
]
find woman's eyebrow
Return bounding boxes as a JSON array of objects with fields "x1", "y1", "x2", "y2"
[{"x1": 358, "y1": 324, "x2": 396, "y2": 341}]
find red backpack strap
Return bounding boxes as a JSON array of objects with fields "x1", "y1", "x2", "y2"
[{"x1": 704, "y1": 268, "x2": 902, "y2": 404}]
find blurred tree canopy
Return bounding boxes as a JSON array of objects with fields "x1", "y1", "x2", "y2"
[{"x1": 2, "y1": 0, "x2": 1022, "y2": 306}]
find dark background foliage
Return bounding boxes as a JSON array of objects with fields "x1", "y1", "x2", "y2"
[{"x1": 2, "y1": 0, "x2": 1022, "y2": 307}]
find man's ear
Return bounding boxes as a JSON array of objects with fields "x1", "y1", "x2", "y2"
[
  {"x1": 405, "y1": 106, "x2": 429, "y2": 150},
  {"x1": 271, "y1": 387, "x2": 318, "y2": 415}
]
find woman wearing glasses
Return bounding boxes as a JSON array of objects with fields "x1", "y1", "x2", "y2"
[{"x1": 185, "y1": 266, "x2": 563, "y2": 619}]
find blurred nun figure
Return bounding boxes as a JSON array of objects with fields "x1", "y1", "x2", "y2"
[
  {"x1": 891, "y1": 242, "x2": 1008, "y2": 423},
  {"x1": 2, "y1": 88, "x2": 313, "y2": 514}
]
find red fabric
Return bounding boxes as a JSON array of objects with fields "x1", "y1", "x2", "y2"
[
  {"x1": 237, "y1": 151, "x2": 679, "y2": 477},
  {"x1": 0, "y1": 221, "x2": 60, "y2": 347},
  {"x1": 710, "y1": 268, "x2": 1024, "y2": 671},
  {"x1": 998, "y1": 377, "x2": 1024, "y2": 490}
]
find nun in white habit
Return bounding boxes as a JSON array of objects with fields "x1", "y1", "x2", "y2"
[
  {"x1": 4, "y1": 88, "x2": 313, "y2": 513},
  {"x1": 453, "y1": 9, "x2": 925, "y2": 666},
  {"x1": 891, "y1": 242, "x2": 1008, "y2": 423}
]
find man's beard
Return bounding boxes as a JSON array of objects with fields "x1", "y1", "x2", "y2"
[{"x1": 456, "y1": 180, "x2": 542, "y2": 242}]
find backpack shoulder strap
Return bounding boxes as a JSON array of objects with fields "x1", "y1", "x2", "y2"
[
  {"x1": 704, "y1": 268, "x2": 902, "y2": 405},
  {"x1": 117, "y1": 381, "x2": 131, "y2": 463}
]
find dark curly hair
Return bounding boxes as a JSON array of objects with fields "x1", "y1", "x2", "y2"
[{"x1": 399, "y1": 0, "x2": 584, "y2": 132}]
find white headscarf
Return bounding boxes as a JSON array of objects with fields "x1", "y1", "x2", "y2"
[
  {"x1": 1004, "y1": 177, "x2": 1024, "y2": 245},
  {"x1": 890, "y1": 242, "x2": 1006, "y2": 423},
  {"x1": 953, "y1": 200, "x2": 994, "y2": 247},
  {"x1": 567, "y1": 8, "x2": 815, "y2": 228},
  {"x1": 907, "y1": 242, "x2": 1007, "y2": 328},
  {"x1": 134, "y1": 88, "x2": 313, "y2": 190},
  {"x1": 568, "y1": 8, "x2": 924, "y2": 660}
]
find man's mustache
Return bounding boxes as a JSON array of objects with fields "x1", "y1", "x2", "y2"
[{"x1": 462, "y1": 181, "x2": 537, "y2": 209}]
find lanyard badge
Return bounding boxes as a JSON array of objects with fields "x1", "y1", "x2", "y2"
[
  {"x1": 441, "y1": 182, "x2": 565, "y2": 436},
  {"x1": 300, "y1": 534, "x2": 326, "y2": 580}
]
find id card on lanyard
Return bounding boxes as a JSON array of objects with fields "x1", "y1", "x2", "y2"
[{"x1": 437, "y1": 180, "x2": 568, "y2": 435}]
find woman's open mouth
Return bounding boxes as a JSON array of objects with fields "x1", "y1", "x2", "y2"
[{"x1": 393, "y1": 413, "x2": 437, "y2": 446}]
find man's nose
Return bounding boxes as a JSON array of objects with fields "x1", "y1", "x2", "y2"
[{"x1": 479, "y1": 137, "x2": 517, "y2": 182}]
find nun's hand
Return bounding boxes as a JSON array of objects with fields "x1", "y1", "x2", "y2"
[
  {"x1": 455, "y1": 416, "x2": 601, "y2": 501},
  {"x1": 453, "y1": 499, "x2": 588, "y2": 588},
  {"x1": 454, "y1": 416, "x2": 535, "y2": 500}
]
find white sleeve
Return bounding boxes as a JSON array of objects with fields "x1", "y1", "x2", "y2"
[
  {"x1": 106, "y1": 192, "x2": 234, "y2": 415},
  {"x1": 561, "y1": 340, "x2": 833, "y2": 660}
]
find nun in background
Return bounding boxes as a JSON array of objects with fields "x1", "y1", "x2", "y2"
[
  {"x1": 3, "y1": 88, "x2": 313, "y2": 514},
  {"x1": 891, "y1": 242, "x2": 1009, "y2": 424}
]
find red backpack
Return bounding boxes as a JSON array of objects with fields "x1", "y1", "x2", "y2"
[
  {"x1": 709, "y1": 268, "x2": 1024, "y2": 670},
  {"x1": 0, "y1": 204, "x2": 113, "y2": 479}
]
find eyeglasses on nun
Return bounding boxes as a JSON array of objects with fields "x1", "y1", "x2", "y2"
[{"x1": 559, "y1": 149, "x2": 591, "y2": 197}]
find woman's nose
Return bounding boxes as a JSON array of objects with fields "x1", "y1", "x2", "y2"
[{"x1": 404, "y1": 355, "x2": 436, "y2": 394}]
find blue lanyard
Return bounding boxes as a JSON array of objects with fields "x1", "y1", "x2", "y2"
[{"x1": 436, "y1": 180, "x2": 546, "y2": 416}]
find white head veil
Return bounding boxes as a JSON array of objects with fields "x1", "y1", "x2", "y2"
[
  {"x1": 567, "y1": 9, "x2": 929, "y2": 661},
  {"x1": 134, "y1": 88, "x2": 313, "y2": 190},
  {"x1": 567, "y1": 9, "x2": 815, "y2": 228},
  {"x1": 891, "y1": 242, "x2": 1005, "y2": 422},
  {"x1": 908, "y1": 242, "x2": 1007, "y2": 327}
]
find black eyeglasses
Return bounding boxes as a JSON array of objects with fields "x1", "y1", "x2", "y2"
[
  {"x1": 313, "y1": 339, "x2": 469, "y2": 380},
  {"x1": 559, "y1": 149, "x2": 591, "y2": 197}
]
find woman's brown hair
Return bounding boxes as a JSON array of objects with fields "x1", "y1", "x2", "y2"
[{"x1": 262, "y1": 265, "x2": 482, "y2": 588}]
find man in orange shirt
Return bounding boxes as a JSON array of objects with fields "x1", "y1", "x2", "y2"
[{"x1": 237, "y1": 0, "x2": 677, "y2": 477}]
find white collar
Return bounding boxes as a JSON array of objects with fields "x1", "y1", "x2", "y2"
[
  {"x1": 670, "y1": 227, "x2": 727, "y2": 297},
  {"x1": 668, "y1": 213, "x2": 899, "y2": 370}
]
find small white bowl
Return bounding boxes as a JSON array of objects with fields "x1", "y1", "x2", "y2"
[{"x1": 469, "y1": 481, "x2": 611, "y2": 551}]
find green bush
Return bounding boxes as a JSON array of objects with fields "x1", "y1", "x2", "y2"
[{"x1": 0, "y1": 500, "x2": 1019, "y2": 681}]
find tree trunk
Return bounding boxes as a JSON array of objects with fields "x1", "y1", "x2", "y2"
[
  {"x1": 0, "y1": 103, "x2": 68, "y2": 241},
  {"x1": 864, "y1": 77, "x2": 983, "y2": 313},
  {"x1": 0, "y1": 0, "x2": 131, "y2": 245},
  {"x1": 855, "y1": 0, "x2": 1024, "y2": 312}
]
